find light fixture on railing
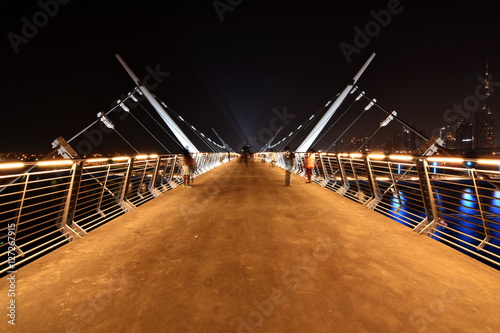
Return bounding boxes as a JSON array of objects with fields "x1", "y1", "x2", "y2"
[
  {"x1": 389, "y1": 155, "x2": 413, "y2": 161},
  {"x1": 0, "y1": 162, "x2": 25, "y2": 169},
  {"x1": 85, "y1": 158, "x2": 108, "y2": 163},
  {"x1": 37, "y1": 160, "x2": 74, "y2": 167},
  {"x1": 427, "y1": 157, "x2": 464, "y2": 163},
  {"x1": 112, "y1": 156, "x2": 130, "y2": 161},
  {"x1": 477, "y1": 159, "x2": 500, "y2": 165},
  {"x1": 368, "y1": 154, "x2": 386, "y2": 160}
]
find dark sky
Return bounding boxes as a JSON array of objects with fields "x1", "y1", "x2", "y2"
[{"x1": 1, "y1": 1, "x2": 500, "y2": 155}]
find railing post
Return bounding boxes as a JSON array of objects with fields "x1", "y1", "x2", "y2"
[
  {"x1": 169, "y1": 155, "x2": 180, "y2": 188},
  {"x1": 471, "y1": 169, "x2": 491, "y2": 250},
  {"x1": 149, "y1": 155, "x2": 162, "y2": 197},
  {"x1": 135, "y1": 159, "x2": 149, "y2": 200},
  {"x1": 336, "y1": 155, "x2": 349, "y2": 196},
  {"x1": 319, "y1": 154, "x2": 329, "y2": 186},
  {"x1": 351, "y1": 159, "x2": 362, "y2": 196},
  {"x1": 387, "y1": 161, "x2": 403, "y2": 213},
  {"x1": 60, "y1": 161, "x2": 87, "y2": 238},
  {"x1": 96, "y1": 164, "x2": 112, "y2": 217},
  {"x1": 414, "y1": 158, "x2": 438, "y2": 235},
  {"x1": 118, "y1": 157, "x2": 136, "y2": 212},
  {"x1": 11, "y1": 174, "x2": 29, "y2": 257},
  {"x1": 362, "y1": 156, "x2": 381, "y2": 209}
]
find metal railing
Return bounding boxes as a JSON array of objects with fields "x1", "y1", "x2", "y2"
[
  {"x1": 0, "y1": 152, "x2": 234, "y2": 275},
  {"x1": 269, "y1": 152, "x2": 500, "y2": 269}
]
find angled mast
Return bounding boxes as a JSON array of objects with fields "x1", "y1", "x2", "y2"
[
  {"x1": 115, "y1": 54, "x2": 199, "y2": 153},
  {"x1": 296, "y1": 52, "x2": 376, "y2": 152}
]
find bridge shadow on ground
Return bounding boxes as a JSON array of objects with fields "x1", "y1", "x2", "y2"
[{"x1": 2, "y1": 158, "x2": 500, "y2": 332}]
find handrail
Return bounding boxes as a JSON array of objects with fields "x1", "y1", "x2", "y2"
[
  {"x1": 0, "y1": 152, "x2": 236, "y2": 275},
  {"x1": 266, "y1": 151, "x2": 500, "y2": 269}
]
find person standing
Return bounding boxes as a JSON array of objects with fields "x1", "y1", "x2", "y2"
[
  {"x1": 304, "y1": 149, "x2": 315, "y2": 183},
  {"x1": 180, "y1": 149, "x2": 194, "y2": 188},
  {"x1": 284, "y1": 146, "x2": 295, "y2": 187}
]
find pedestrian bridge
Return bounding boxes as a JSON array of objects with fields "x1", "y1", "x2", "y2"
[{"x1": 1, "y1": 155, "x2": 500, "y2": 332}]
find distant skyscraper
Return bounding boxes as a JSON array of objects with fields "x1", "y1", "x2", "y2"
[
  {"x1": 456, "y1": 117, "x2": 473, "y2": 150},
  {"x1": 473, "y1": 59, "x2": 495, "y2": 149},
  {"x1": 440, "y1": 126, "x2": 457, "y2": 149}
]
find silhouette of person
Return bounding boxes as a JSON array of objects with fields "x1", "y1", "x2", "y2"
[
  {"x1": 269, "y1": 151, "x2": 276, "y2": 168},
  {"x1": 180, "y1": 148, "x2": 195, "y2": 188},
  {"x1": 284, "y1": 146, "x2": 295, "y2": 186},
  {"x1": 304, "y1": 149, "x2": 315, "y2": 183}
]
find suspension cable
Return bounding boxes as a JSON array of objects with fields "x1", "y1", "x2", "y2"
[
  {"x1": 325, "y1": 106, "x2": 368, "y2": 152},
  {"x1": 113, "y1": 128, "x2": 140, "y2": 154},
  {"x1": 135, "y1": 100, "x2": 184, "y2": 150},
  {"x1": 127, "y1": 111, "x2": 171, "y2": 153},
  {"x1": 311, "y1": 97, "x2": 358, "y2": 150}
]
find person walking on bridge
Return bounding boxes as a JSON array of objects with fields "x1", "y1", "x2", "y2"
[
  {"x1": 304, "y1": 149, "x2": 316, "y2": 183},
  {"x1": 180, "y1": 149, "x2": 195, "y2": 188},
  {"x1": 284, "y1": 146, "x2": 295, "y2": 187}
]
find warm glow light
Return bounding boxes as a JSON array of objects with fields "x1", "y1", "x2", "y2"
[
  {"x1": 149, "y1": 154, "x2": 159, "y2": 158},
  {"x1": 86, "y1": 158, "x2": 108, "y2": 163},
  {"x1": 112, "y1": 156, "x2": 130, "y2": 161},
  {"x1": 368, "y1": 154, "x2": 386, "y2": 160},
  {"x1": 0, "y1": 162, "x2": 25, "y2": 169},
  {"x1": 427, "y1": 157, "x2": 464, "y2": 163},
  {"x1": 349, "y1": 153, "x2": 362, "y2": 158},
  {"x1": 389, "y1": 155, "x2": 413, "y2": 161},
  {"x1": 37, "y1": 160, "x2": 74, "y2": 167},
  {"x1": 477, "y1": 159, "x2": 500, "y2": 165},
  {"x1": 136, "y1": 155, "x2": 149, "y2": 160}
]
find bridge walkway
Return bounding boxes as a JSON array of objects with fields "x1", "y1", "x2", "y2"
[{"x1": 1, "y1": 158, "x2": 500, "y2": 332}]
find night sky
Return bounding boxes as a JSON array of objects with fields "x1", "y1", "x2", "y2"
[{"x1": 1, "y1": 1, "x2": 500, "y2": 155}]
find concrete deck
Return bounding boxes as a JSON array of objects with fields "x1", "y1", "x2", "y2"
[{"x1": 1, "y1": 159, "x2": 500, "y2": 333}]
